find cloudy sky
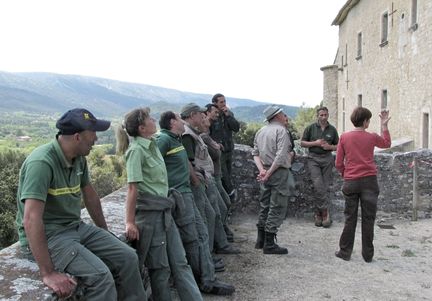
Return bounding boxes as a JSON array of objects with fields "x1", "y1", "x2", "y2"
[{"x1": 0, "y1": 0, "x2": 347, "y2": 107}]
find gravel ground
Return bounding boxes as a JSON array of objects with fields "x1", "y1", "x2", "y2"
[{"x1": 175, "y1": 214, "x2": 432, "y2": 301}]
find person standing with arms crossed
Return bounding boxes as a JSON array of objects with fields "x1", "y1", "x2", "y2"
[{"x1": 301, "y1": 107, "x2": 339, "y2": 228}]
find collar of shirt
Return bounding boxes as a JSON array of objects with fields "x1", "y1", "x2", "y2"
[
  {"x1": 53, "y1": 138, "x2": 74, "y2": 169},
  {"x1": 160, "y1": 129, "x2": 181, "y2": 140},
  {"x1": 133, "y1": 136, "x2": 155, "y2": 149},
  {"x1": 315, "y1": 121, "x2": 330, "y2": 129}
]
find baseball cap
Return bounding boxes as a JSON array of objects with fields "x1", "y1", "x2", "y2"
[
  {"x1": 180, "y1": 103, "x2": 206, "y2": 118},
  {"x1": 56, "y1": 108, "x2": 111, "y2": 135}
]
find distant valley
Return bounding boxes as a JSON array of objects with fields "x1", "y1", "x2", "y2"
[{"x1": 0, "y1": 71, "x2": 299, "y2": 122}]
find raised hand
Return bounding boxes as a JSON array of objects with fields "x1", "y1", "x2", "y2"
[{"x1": 379, "y1": 110, "x2": 391, "y2": 127}]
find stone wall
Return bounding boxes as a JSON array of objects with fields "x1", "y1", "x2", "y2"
[{"x1": 231, "y1": 144, "x2": 432, "y2": 220}]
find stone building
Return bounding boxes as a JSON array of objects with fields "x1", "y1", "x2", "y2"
[{"x1": 321, "y1": 0, "x2": 432, "y2": 150}]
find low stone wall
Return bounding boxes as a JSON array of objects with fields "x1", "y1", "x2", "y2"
[{"x1": 231, "y1": 145, "x2": 432, "y2": 220}]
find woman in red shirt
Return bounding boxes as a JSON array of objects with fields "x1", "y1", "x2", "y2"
[{"x1": 335, "y1": 107, "x2": 391, "y2": 262}]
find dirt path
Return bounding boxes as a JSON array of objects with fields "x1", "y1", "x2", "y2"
[{"x1": 191, "y1": 214, "x2": 432, "y2": 301}]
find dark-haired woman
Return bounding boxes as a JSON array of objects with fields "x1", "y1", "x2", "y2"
[
  {"x1": 116, "y1": 107, "x2": 202, "y2": 301},
  {"x1": 335, "y1": 107, "x2": 391, "y2": 262}
]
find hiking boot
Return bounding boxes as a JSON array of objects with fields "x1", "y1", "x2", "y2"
[
  {"x1": 322, "y1": 209, "x2": 332, "y2": 228},
  {"x1": 263, "y1": 232, "x2": 288, "y2": 255},
  {"x1": 255, "y1": 225, "x2": 265, "y2": 249},
  {"x1": 200, "y1": 279, "x2": 235, "y2": 295},
  {"x1": 314, "y1": 212, "x2": 323, "y2": 227},
  {"x1": 213, "y1": 256, "x2": 224, "y2": 264},
  {"x1": 215, "y1": 244, "x2": 241, "y2": 254},
  {"x1": 214, "y1": 259, "x2": 225, "y2": 272},
  {"x1": 335, "y1": 250, "x2": 350, "y2": 261}
]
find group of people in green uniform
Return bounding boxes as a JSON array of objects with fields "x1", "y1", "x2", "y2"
[
  {"x1": 15, "y1": 99, "x2": 390, "y2": 300},
  {"x1": 15, "y1": 94, "x2": 241, "y2": 300}
]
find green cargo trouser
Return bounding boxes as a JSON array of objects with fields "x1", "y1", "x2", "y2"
[
  {"x1": 215, "y1": 175, "x2": 231, "y2": 217},
  {"x1": 205, "y1": 177, "x2": 230, "y2": 250},
  {"x1": 191, "y1": 182, "x2": 217, "y2": 252},
  {"x1": 177, "y1": 192, "x2": 216, "y2": 283},
  {"x1": 171, "y1": 191, "x2": 201, "y2": 280},
  {"x1": 45, "y1": 222, "x2": 146, "y2": 301},
  {"x1": 307, "y1": 152, "x2": 334, "y2": 210},
  {"x1": 257, "y1": 168, "x2": 290, "y2": 234},
  {"x1": 135, "y1": 210, "x2": 203, "y2": 301}
]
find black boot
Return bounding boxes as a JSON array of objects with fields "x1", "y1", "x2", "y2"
[
  {"x1": 263, "y1": 232, "x2": 288, "y2": 255},
  {"x1": 255, "y1": 225, "x2": 265, "y2": 249}
]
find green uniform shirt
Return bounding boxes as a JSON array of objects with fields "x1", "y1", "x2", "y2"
[
  {"x1": 301, "y1": 122, "x2": 339, "y2": 155},
  {"x1": 156, "y1": 129, "x2": 191, "y2": 193},
  {"x1": 125, "y1": 136, "x2": 169, "y2": 197},
  {"x1": 16, "y1": 139, "x2": 90, "y2": 248}
]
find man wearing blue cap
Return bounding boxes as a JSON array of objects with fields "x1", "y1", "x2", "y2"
[
  {"x1": 16, "y1": 108, "x2": 146, "y2": 300},
  {"x1": 252, "y1": 105, "x2": 292, "y2": 255}
]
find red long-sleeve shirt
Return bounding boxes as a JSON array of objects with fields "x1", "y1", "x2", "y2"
[{"x1": 335, "y1": 129, "x2": 391, "y2": 180}]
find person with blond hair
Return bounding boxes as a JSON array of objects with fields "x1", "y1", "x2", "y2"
[{"x1": 116, "y1": 107, "x2": 202, "y2": 301}]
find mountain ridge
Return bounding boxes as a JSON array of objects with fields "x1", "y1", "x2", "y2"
[{"x1": 0, "y1": 71, "x2": 299, "y2": 122}]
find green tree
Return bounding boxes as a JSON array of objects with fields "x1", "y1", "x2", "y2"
[
  {"x1": 0, "y1": 150, "x2": 26, "y2": 248},
  {"x1": 233, "y1": 121, "x2": 262, "y2": 147},
  {"x1": 292, "y1": 103, "x2": 320, "y2": 137},
  {"x1": 87, "y1": 145, "x2": 125, "y2": 198}
]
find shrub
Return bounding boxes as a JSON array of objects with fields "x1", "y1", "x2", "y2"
[{"x1": 0, "y1": 150, "x2": 26, "y2": 248}]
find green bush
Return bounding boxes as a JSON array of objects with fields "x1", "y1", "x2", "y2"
[
  {"x1": 0, "y1": 150, "x2": 26, "y2": 248},
  {"x1": 233, "y1": 121, "x2": 262, "y2": 147},
  {"x1": 88, "y1": 145, "x2": 126, "y2": 198}
]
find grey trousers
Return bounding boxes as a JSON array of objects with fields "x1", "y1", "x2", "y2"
[
  {"x1": 205, "y1": 177, "x2": 230, "y2": 250},
  {"x1": 135, "y1": 210, "x2": 203, "y2": 301},
  {"x1": 191, "y1": 182, "x2": 217, "y2": 252},
  {"x1": 307, "y1": 152, "x2": 334, "y2": 211},
  {"x1": 175, "y1": 191, "x2": 216, "y2": 284},
  {"x1": 257, "y1": 168, "x2": 290, "y2": 234},
  {"x1": 45, "y1": 222, "x2": 146, "y2": 301},
  {"x1": 215, "y1": 175, "x2": 231, "y2": 215}
]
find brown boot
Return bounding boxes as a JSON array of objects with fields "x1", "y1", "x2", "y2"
[
  {"x1": 322, "y1": 209, "x2": 332, "y2": 228},
  {"x1": 314, "y1": 212, "x2": 323, "y2": 227}
]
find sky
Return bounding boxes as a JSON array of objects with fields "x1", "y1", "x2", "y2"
[{"x1": 0, "y1": 0, "x2": 347, "y2": 107}]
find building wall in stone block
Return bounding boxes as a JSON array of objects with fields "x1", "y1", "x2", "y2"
[{"x1": 325, "y1": 0, "x2": 432, "y2": 149}]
